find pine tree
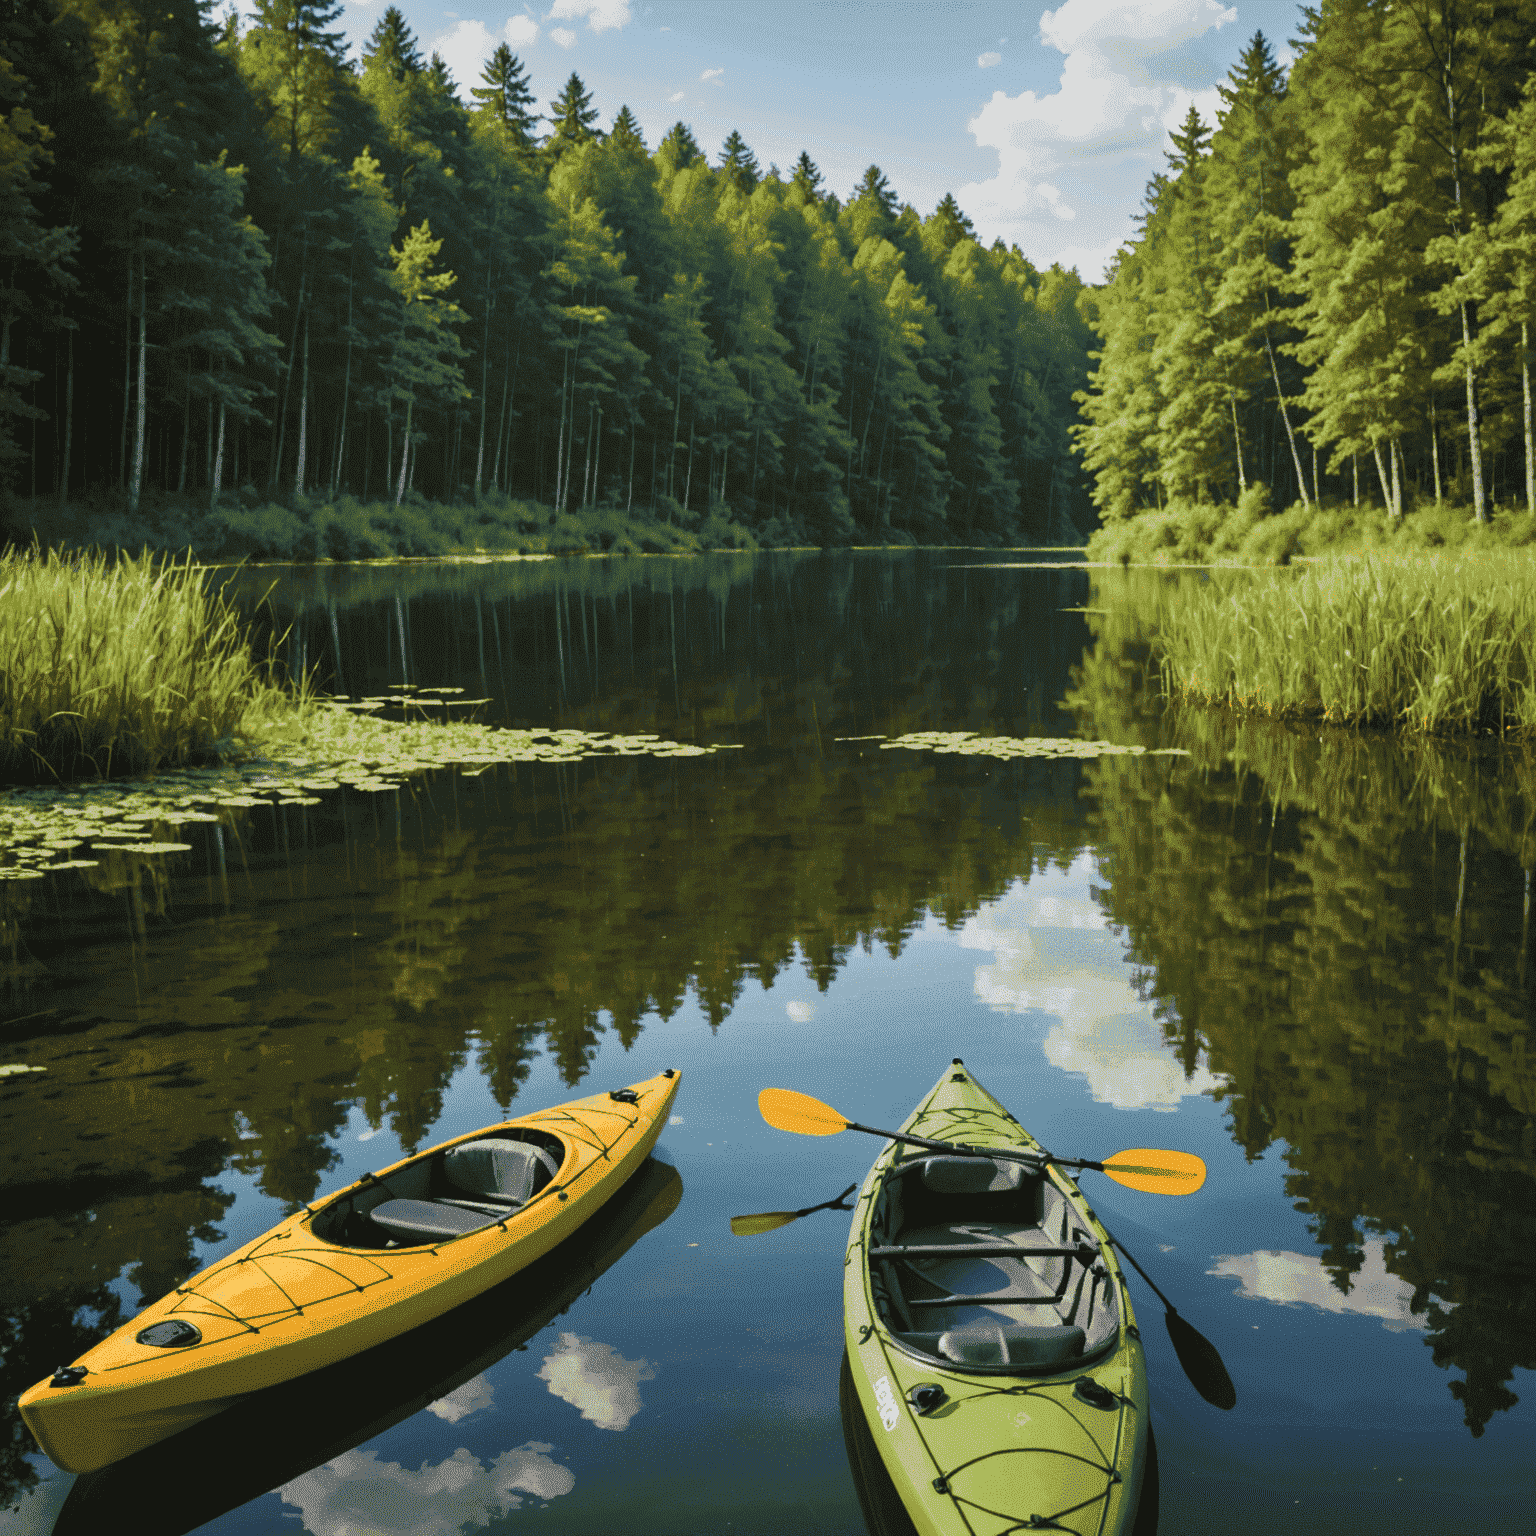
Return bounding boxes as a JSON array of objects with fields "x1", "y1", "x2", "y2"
[
  {"x1": 546, "y1": 71, "x2": 600, "y2": 155},
  {"x1": 853, "y1": 164, "x2": 897, "y2": 219},
  {"x1": 1207, "y1": 31, "x2": 1310, "y2": 507},
  {"x1": 657, "y1": 120, "x2": 701, "y2": 171},
  {"x1": 384, "y1": 220, "x2": 467, "y2": 504},
  {"x1": 791, "y1": 150, "x2": 822, "y2": 198},
  {"x1": 718, "y1": 129, "x2": 758, "y2": 193},
  {"x1": 363, "y1": 6, "x2": 422, "y2": 81},
  {"x1": 426, "y1": 53, "x2": 458, "y2": 105},
  {"x1": 930, "y1": 193, "x2": 975, "y2": 254},
  {"x1": 470, "y1": 45, "x2": 539, "y2": 151},
  {"x1": 607, "y1": 105, "x2": 644, "y2": 152}
]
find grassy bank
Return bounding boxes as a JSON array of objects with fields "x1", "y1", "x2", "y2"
[
  {"x1": 0, "y1": 547, "x2": 311, "y2": 783},
  {"x1": 1155, "y1": 551, "x2": 1536, "y2": 734},
  {"x1": 1086, "y1": 489, "x2": 1536, "y2": 567},
  {"x1": 5, "y1": 488, "x2": 831, "y2": 564}
]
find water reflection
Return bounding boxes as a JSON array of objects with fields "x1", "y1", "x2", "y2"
[
  {"x1": 955, "y1": 858, "x2": 1227, "y2": 1111},
  {"x1": 1210, "y1": 1241, "x2": 1428, "y2": 1333},
  {"x1": 1, "y1": 553, "x2": 1532, "y2": 1532},
  {"x1": 280, "y1": 1441, "x2": 576, "y2": 1535},
  {"x1": 1068, "y1": 579, "x2": 1536, "y2": 1437},
  {"x1": 536, "y1": 1334, "x2": 657, "y2": 1432}
]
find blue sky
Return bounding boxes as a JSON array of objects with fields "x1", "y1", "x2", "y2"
[{"x1": 307, "y1": 0, "x2": 1310, "y2": 282}]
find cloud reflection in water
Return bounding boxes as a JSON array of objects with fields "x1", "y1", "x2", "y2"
[
  {"x1": 1210, "y1": 1240, "x2": 1429, "y2": 1332},
  {"x1": 956, "y1": 857, "x2": 1226, "y2": 1110},
  {"x1": 537, "y1": 1332, "x2": 656, "y2": 1431},
  {"x1": 280, "y1": 1441, "x2": 575, "y2": 1535}
]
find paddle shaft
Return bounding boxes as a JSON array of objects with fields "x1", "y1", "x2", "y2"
[
  {"x1": 847, "y1": 1120, "x2": 1111, "y2": 1173},
  {"x1": 1108, "y1": 1235, "x2": 1179, "y2": 1316}
]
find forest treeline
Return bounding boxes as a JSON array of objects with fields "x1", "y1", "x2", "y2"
[
  {"x1": 1077, "y1": 4, "x2": 1536, "y2": 533},
  {"x1": 0, "y1": 0, "x2": 1093, "y2": 547}
]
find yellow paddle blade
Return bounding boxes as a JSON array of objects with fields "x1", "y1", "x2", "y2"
[
  {"x1": 1101, "y1": 1149, "x2": 1206, "y2": 1195},
  {"x1": 729, "y1": 1211, "x2": 800, "y2": 1236},
  {"x1": 758, "y1": 1087, "x2": 850, "y2": 1137}
]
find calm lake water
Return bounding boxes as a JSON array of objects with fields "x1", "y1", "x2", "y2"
[{"x1": 1, "y1": 550, "x2": 1532, "y2": 1535}]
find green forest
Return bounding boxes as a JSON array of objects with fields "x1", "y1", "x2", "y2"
[
  {"x1": 0, "y1": 0, "x2": 1094, "y2": 551},
  {"x1": 1077, "y1": 2, "x2": 1536, "y2": 540}
]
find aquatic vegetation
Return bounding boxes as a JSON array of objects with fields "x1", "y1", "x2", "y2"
[
  {"x1": 0, "y1": 546, "x2": 303, "y2": 784},
  {"x1": 0, "y1": 707, "x2": 739, "y2": 870},
  {"x1": 874, "y1": 731, "x2": 1187, "y2": 759},
  {"x1": 1155, "y1": 551, "x2": 1536, "y2": 734}
]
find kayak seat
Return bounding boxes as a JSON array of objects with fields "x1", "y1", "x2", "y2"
[
  {"x1": 443, "y1": 1139, "x2": 560, "y2": 1206},
  {"x1": 369, "y1": 1198, "x2": 500, "y2": 1244},
  {"x1": 369, "y1": 1140, "x2": 561, "y2": 1245},
  {"x1": 920, "y1": 1156, "x2": 1027, "y2": 1194},
  {"x1": 935, "y1": 1321, "x2": 1087, "y2": 1368}
]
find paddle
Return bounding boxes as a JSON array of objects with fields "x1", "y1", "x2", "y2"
[
  {"x1": 757, "y1": 1088, "x2": 1206, "y2": 1195},
  {"x1": 730, "y1": 1183, "x2": 859, "y2": 1237},
  {"x1": 1108, "y1": 1236, "x2": 1237, "y2": 1410}
]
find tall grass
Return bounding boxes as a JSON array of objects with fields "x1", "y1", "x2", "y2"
[
  {"x1": 1159, "y1": 551, "x2": 1536, "y2": 735},
  {"x1": 0, "y1": 546, "x2": 306, "y2": 782}
]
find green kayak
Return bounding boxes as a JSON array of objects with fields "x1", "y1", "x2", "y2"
[{"x1": 842, "y1": 1060, "x2": 1150, "y2": 1536}]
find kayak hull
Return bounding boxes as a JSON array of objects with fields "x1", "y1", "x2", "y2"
[
  {"x1": 21, "y1": 1069, "x2": 680, "y2": 1473},
  {"x1": 842, "y1": 1062, "x2": 1148, "y2": 1536}
]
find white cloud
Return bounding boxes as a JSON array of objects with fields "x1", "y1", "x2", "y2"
[
  {"x1": 550, "y1": 26, "x2": 577, "y2": 48},
  {"x1": 668, "y1": 90, "x2": 684, "y2": 102},
  {"x1": 507, "y1": 15, "x2": 539, "y2": 45},
  {"x1": 427, "y1": 1373, "x2": 494, "y2": 1423},
  {"x1": 785, "y1": 1000, "x2": 814, "y2": 1022},
  {"x1": 957, "y1": 0, "x2": 1238, "y2": 278},
  {"x1": 701, "y1": 66, "x2": 724, "y2": 81},
  {"x1": 1209, "y1": 1240, "x2": 1434, "y2": 1333},
  {"x1": 548, "y1": 0, "x2": 632, "y2": 32},
  {"x1": 537, "y1": 1332, "x2": 655, "y2": 1431},
  {"x1": 279, "y1": 1443, "x2": 575, "y2": 1536},
  {"x1": 978, "y1": 51, "x2": 1002, "y2": 68},
  {"x1": 956, "y1": 859, "x2": 1226, "y2": 1112},
  {"x1": 431, "y1": 19, "x2": 496, "y2": 95}
]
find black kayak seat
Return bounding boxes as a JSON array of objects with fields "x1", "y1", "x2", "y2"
[
  {"x1": 370, "y1": 1199, "x2": 499, "y2": 1244},
  {"x1": 929, "y1": 1320, "x2": 1086, "y2": 1367},
  {"x1": 371, "y1": 1139, "x2": 562, "y2": 1244},
  {"x1": 920, "y1": 1156, "x2": 1027, "y2": 1195},
  {"x1": 444, "y1": 1139, "x2": 560, "y2": 1205}
]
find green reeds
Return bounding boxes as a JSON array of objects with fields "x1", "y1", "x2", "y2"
[
  {"x1": 1158, "y1": 551, "x2": 1536, "y2": 735},
  {"x1": 0, "y1": 546, "x2": 306, "y2": 782}
]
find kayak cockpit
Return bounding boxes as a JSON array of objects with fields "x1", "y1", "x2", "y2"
[
  {"x1": 867, "y1": 1154, "x2": 1121, "y2": 1374},
  {"x1": 310, "y1": 1130, "x2": 565, "y2": 1249}
]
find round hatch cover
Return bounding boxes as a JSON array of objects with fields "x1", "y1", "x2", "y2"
[{"x1": 136, "y1": 1320, "x2": 202, "y2": 1348}]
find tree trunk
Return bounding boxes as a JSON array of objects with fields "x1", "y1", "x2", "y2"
[
  {"x1": 294, "y1": 310, "x2": 310, "y2": 496},
  {"x1": 129, "y1": 254, "x2": 148, "y2": 515},
  {"x1": 119, "y1": 246, "x2": 132, "y2": 487},
  {"x1": 1312, "y1": 443, "x2": 1320, "y2": 508},
  {"x1": 1371, "y1": 440, "x2": 1393, "y2": 517},
  {"x1": 1390, "y1": 436, "x2": 1403, "y2": 519},
  {"x1": 333, "y1": 262, "x2": 355, "y2": 496},
  {"x1": 1431, "y1": 396, "x2": 1443, "y2": 504},
  {"x1": 1229, "y1": 389, "x2": 1246, "y2": 493},
  {"x1": 1353, "y1": 453, "x2": 1359, "y2": 507},
  {"x1": 683, "y1": 417, "x2": 696, "y2": 512},
  {"x1": 1523, "y1": 319, "x2": 1534, "y2": 515},
  {"x1": 395, "y1": 396, "x2": 413, "y2": 506},
  {"x1": 211, "y1": 395, "x2": 226, "y2": 511},
  {"x1": 1264, "y1": 329, "x2": 1308, "y2": 508},
  {"x1": 58, "y1": 326, "x2": 73, "y2": 506}
]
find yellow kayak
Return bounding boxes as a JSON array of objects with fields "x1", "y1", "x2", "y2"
[
  {"x1": 21, "y1": 1069, "x2": 680, "y2": 1473},
  {"x1": 51, "y1": 1158, "x2": 683, "y2": 1536}
]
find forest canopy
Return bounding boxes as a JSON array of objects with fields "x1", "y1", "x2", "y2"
[
  {"x1": 0, "y1": 0, "x2": 1094, "y2": 546},
  {"x1": 1077, "y1": 4, "x2": 1536, "y2": 529}
]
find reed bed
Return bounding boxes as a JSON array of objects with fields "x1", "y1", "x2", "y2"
[
  {"x1": 1158, "y1": 551, "x2": 1536, "y2": 735},
  {"x1": 0, "y1": 546, "x2": 306, "y2": 782}
]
